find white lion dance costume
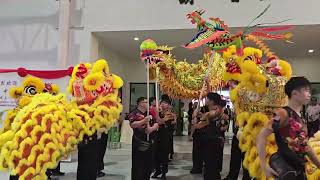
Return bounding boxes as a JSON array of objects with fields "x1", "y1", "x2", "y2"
[{"x1": 0, "y1": 59, "x2": 123, "y2": 180}]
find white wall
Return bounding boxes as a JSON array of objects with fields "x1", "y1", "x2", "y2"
[
  {"x1": 96, "y1": 36, "x2": 153, "y2": 115},
  {"x1": 288, "y1": 57, "x2": 320, "y2": 82},
  {"x1": 96, "y1": 37, "x2": 128, "y2": 115},
  {"x1": 84, "y1": 0, "x2": 320, "y2": 32},
  {"x1": 0, "y1": 0, "x2": 85, "y2": 92}
]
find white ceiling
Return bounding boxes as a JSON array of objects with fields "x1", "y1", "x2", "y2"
[{"x1": 95, "y1": 25, "x2": 320, "y2": 62}]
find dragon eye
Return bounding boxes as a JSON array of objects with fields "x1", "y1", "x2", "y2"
[{"x1": 24, "y1": 86, "x2": 37, "y2": 95}]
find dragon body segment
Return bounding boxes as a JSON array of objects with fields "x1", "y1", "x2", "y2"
[{"x1": 140, "y1": 39, "x2": 225, "y2": 99}]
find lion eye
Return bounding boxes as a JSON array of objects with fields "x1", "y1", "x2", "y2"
[{"x1": 24, "y1": 86, "x2": 37, "y2": 95}]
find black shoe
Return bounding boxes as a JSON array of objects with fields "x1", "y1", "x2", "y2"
[
  {"x1": 161, "y1": 173, "x2": 167, "y2": 180},
  {"x1": 151, "y1": 171, "x2": 162, "y2": 178},
  {"x1": 169, "y1": 154, "x2": 173, "y2": 160},
  {"x1": 51, "y1": 171, "x2": 65, "y2": 176},
  {"x1": 97, "y1": 171, "x2": 106, "y2": 178},
  {"x1": 46, "y1": 170, "x2": 52, "y2": 178},
  {"x1": 190, "y1": 169, "x2": 202, "y2": 174}
]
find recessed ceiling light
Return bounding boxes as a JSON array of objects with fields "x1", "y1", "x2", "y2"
[
  {"x1": 134, "y1": 37, "x2": 139, "y2": 41},
  {"x1": 308, "y1": 49, "x2": 314, "y2": 53}
]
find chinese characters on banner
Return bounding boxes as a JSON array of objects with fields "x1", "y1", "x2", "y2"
[{"x1": 0, "y1": 79, "x2": 18, "y2": 111}]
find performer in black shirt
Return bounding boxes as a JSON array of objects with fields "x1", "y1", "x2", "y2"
[
  {"x1": 152, "y1": 97, "x2": 176, "y2": 180},
  {"x1": 190, "y1": 105, "x2": 208, "y2": 174},
  {"x1": 200, "y1": 92, "x2": 228, "y2": 180},
  {"x1": 129, "y1": 97, "x2": 159, "y2": 180}
]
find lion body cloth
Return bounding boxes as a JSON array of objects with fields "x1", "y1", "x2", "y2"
[{"x1": 0, "y1": 59, "x2": 123, "y2": 180}]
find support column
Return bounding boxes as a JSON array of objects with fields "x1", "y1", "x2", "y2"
[{"x1": 57, "y1": 0, "x2": 71, "y2": 68}]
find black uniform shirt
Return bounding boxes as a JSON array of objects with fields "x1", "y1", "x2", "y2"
[
  {"x1": 129, "y1": 108, "x2": 156, "y2": 141},
  {"x1": 205, "y1": 113, "x2": 225, "y2": 140}
]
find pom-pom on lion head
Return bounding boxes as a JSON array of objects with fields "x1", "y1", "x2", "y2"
[{"x1": 68, "y1": 59, "x2": 123, "y2": 104}]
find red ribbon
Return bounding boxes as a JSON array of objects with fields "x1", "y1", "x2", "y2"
[
  {"x1": 0, "y1": 67, "x2": 74, "y2": 79},
  {"x1": 256, "y1": 25, "x2": 294, "y2": 32}
]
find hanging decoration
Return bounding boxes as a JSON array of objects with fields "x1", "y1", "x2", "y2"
[{"x1": 0, "y1": 67, "x2": 74, "y2": 79}]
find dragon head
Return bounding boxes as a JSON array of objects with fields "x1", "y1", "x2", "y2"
[
  {"x1": 9, "y1": 76, "x2": 60, "y2": 107},
  {"x1": 186, "y1": 9, "x2": 205, "y2": 26},
  {"x1": 68, "y1": 59, "x2": 123, "y2": 105},
  {"x1": 140, "y1": 39, "x2": 173, "y2": 65}
]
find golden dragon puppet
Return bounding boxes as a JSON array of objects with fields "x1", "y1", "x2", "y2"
[
  {"x1": 0, "y1": 59, "x2": 123, "y2": 179},
  {"x1": 139, "y1": 6, "x2": 292, "y2": 100},
  {"x1": 140, "y1": 39, "x2": 226, "y2": 99},
  {"x1": 182, "y1": 8, "x2": 320, "y2": 180},
  {"x1": 140, "y1": 7, "x2": 320, "y2": 179}
]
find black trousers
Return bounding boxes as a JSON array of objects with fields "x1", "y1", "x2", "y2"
[
  {"x1": 203, "y1": 138, "x2": 221, "y2": 180},
  {"x1": 9, "y1": 176, "x2": 18, "y2": 180},
  {"x1": 154, "y1": 127, "x2": 169, "y2": 174},
  {"x1": 218, "y1": 138, "x2": 224, "y2": 172},
  {"x1": 77, "y1": 137, "x2": 99, "y2": 180},
  {"x1": 168, "y1": 129, "x2": 174, "y2": 156},
  {"x1": 131, "y1": 138, "x2": 153, "y2": 180},
  {"x1": 53, "y1": 162, "x2": 61, "y2": 172},
  {"x1": 97, "y1": 133, "x2": 108, "y2": 172},
  {"x1": 227, "y1": 135, "x2": 250, "y2": 180},
  {"x1": 192, "y1": 133, "x2": 204, "y2": 171}
]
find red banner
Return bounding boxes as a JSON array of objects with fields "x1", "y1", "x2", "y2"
[{"x1": 0, "y1": 67, "x2": 74, "y2": 79}]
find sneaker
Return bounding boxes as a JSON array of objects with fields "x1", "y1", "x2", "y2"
[
  {"x1": 161, "y1": 173, "x2": 167, "y2": 180},
  {"x1": 97, "y1": 171, "x2": 106, "y2": 178},
  {"x1": 51, "y1": 171, "x2": 65, "y2": 176},
  {"x1": 151, "y1": 171, "x2": 162, "y2": 178}
]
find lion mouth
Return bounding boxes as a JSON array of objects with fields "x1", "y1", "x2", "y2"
[{"x1": 141, "y1": 56, "x2": 164, "y2": 64}]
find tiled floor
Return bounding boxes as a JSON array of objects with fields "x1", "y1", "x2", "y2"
[{"x1": 0, "y1": 136, "x2": 242, "y2": 180}]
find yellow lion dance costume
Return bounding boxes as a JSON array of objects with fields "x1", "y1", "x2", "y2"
[
  {"x1": 223, "y1": 45, "x2": 292, "y2": 179},
  {"x1": 223, "y1": 45, "x2": 320, "y2": 179},
  {"x1": 0, "y1": 59, "x2": 123, "y2": 180}
]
